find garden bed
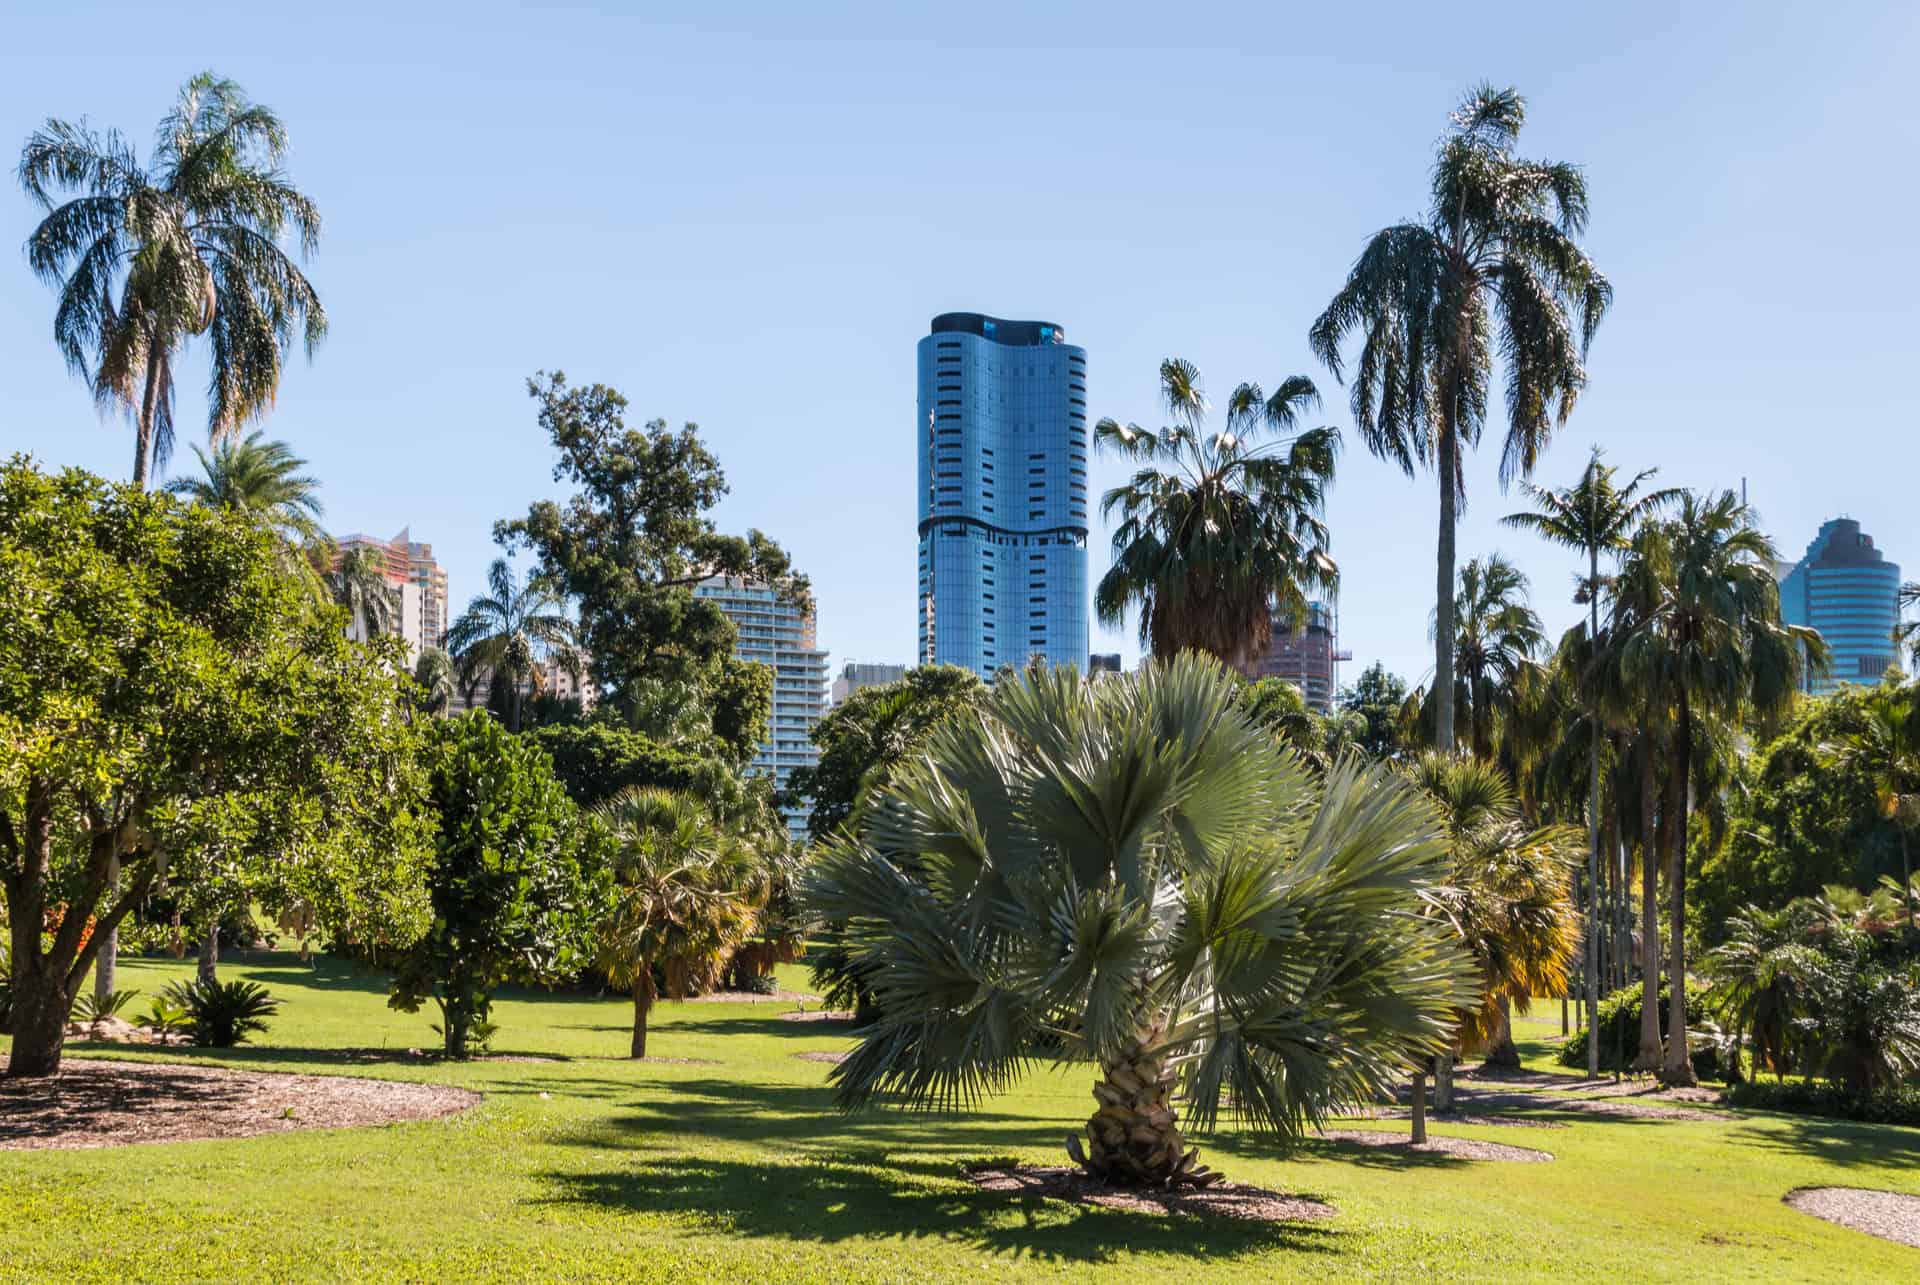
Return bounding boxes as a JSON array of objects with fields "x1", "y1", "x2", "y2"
[
  {"x1": 1784, "y1": 1187, "x2": 1920, "y2": 1249},
  {"x1": 0, "y1": 1056, "x2": 479, "y2": 1150},
  {"x1": 965, "y1": 1165, "x2": 1336, "y2": 1223}
]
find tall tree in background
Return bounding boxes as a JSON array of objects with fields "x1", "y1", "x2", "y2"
[
  {"x1": 1822, "y1": 686, "x2": 1920, "y2": 931},
  {"x1": 165, "y1": 432, "x2": 324, "y2": 545},
  {"x1": 18, "y1": 73, "x2": 325, "y2": 486},
  {"x1": 1311, "y1": 83, "x2": 1611, "y2": 753},
  {"x1": 1620, "y1": 491, "x2": 1822, "y2": 1084},
  {"x1": 1339, "y1": 662, "x2": 1412, "y2": 760},
  {"x1": 1504, "y1": 447, "x2": 1678, "y2": 1071},
  {"x1": 1442, "y1": 554, "x2": 1545, "y2": 762},
  {"x1": 496, "y1": 373, "x2": 806, "y2": 757},
  {"x1": 329, "y1": 545, "x2": 400, "y2": 639},
  {"x1": 445, "y1": 558, "x2": 581, "y2": 734},
  {"x1": 1899, "y1": 582, "x2": 1920, "y2": 671},
  {"x1": 412, "y1": 646, "x2": 457, "y2": 717},
  {"x1": 1095, "y1": 359, "x2": 1339, "y2": 668}
]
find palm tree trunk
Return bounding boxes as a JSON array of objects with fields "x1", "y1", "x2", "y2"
[
  {"x1": 1634, "y1": 738, "x2": 1663, "y2": 1071},
  {"x1": 132, "y1": 342, "x2": 163, "y2": 489},
  {"x1": 1410, "y1": 1069, "x2": 1429, "y2": 1144},
  {"x1": 630, "y1": 983, "x2": 652, "y2": 1059},
  {"x1": 1584, "y1": 545, "x2": 1601, "y2": 1075},
  {"x1": 1662, "y1": 691, "x2": 1696, "y2": 1087},
  {"x1": 1485, "y1": 996, "x2": 1522, "y2": 1070},
  {"x1": 1066, "y1": 1031, "x2": 1219, "y2": 1187},
  {"x1": 1433, "y1": 429, "x2": 1459, "y2": 754},
  {"x1": 1435, "y1": 1050, "x2": 1455, "y2": 1111}
]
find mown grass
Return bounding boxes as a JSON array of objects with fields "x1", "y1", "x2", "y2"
[{"x1": 4, "y1": 952, "x2": 1917, "y2": 1282}]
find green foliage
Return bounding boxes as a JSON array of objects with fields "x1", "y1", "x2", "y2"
[
  {"x1": 163, "y1": 978, "x2": 280, "y2": 1047},
  {"x1": 1337, "y1": 663, "x2": 1411, "y2": 760},
  {"x1": 388, "y1": 713, "x2": 610, "y2": 1058},
  {"x1": 141, "y1": 993, "x2": 193, "y2": 1037},
  {"x1": 0, "y1": 459, "x2": 433, "y2": 1075},
  {"x1": 446, "y1": 557, "x2": 581, "y2": 734},
  {"x1": 70, "y1": 988, "x2": 141, "y2": 1023},
  {"x1": 494, "y1": 372, "x2": 806, "y2": 758},
  {"x1": 1720, "y1": 1078, "x2": 1920, "y2": 1126},
  {"x1": 1558, "y1": 979, "x2": 1722, "y2": 1078},
  {"x1": 526, "y1": 723, "x2": 771, "y2": 831}
]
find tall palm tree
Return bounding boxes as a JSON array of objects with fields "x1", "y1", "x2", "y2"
[
  {"x1": 1619, "y1": 491, "x2": 1823, "y2": 1084},
  {"x1": 445, "y1": 558, "x2": 581, "y2": 734},
  {"x1": 595, "y1": 788, "x2": 762, "y2": 1059},
  {"x1": 1310, "y1": 84, "x2": 1611, "y2": 753},
  {"x1": 1504, "y1": 447, "x2": 1678, "y2": 1071},
  {"x1": 1822, "y1": 685, "x2": 1920, "y2": 931},
  {"x1": 330, "y1": 546, "x2": 401, "y2": 641},
  {"x1": 803, "y1": 655, "x2": 1473, "y2": 1188},
  {"x1": 1899, "y1": 582, "x2": 1920, "y2": 672},
  {"x1": 412, "y1": 646, "x2": 457, "y2": 717},
  {"x1": 19, "y1": 73, "x2": 325, "y2": 486},
  {"x1": 1441, "y1": 554, "x2": 1546, "y2": 762},
  {"x1": 1095, "y1": 359, "x2": 1340, "y2": 669},
  {"x1": 165, "y1": 431, "x2": 323, "y2": 541}
]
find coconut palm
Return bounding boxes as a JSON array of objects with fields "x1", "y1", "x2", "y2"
[
  {"x1": 1441, "y1": 554, "x2": 1546, "y2": 762},
  {"x1": 1618, "y1": 491, "x2": 1823, "y2": 1084},
  {"x1": 595, "y1": 788, "x2": 762, "y2": 1059},
  {"x1": 802, "y1": 654, "x2": 1474, "y2": 1187},
  {"x1": 1503, "y1": 448, "x2": 1679, "y2": 1071},
  {"x1": 19, "y1": 73, "x2": 325, "y2": 487},
  {"x1": 1310, "y1": 84, "x2": 1611, "y2": 753},
  {"x1": 330, "y1": 546, "x2": 401, "y2": 641},
  {"x1": 445, "y1": 558, "x2": 581, "y2": 733},
  {"x1": 165, "y1": 431, "x2": 323, "y2": 542},
  {"x1": 1095, "y1": 359, "x2": 1339, "y2": 669},
  {"x1": 412, "y1": 646, "x2": 457, "y2": 717}
]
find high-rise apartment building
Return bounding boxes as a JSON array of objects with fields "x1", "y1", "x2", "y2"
[
  {"x1": 917, "y1": 312, "x2": 1089, "y2": 679},
  {"x1": 694, "y1": 576, "x2": 829, "y2": 840},
  {"x1": 831, "y1": 661, "x2": 908, "y2": 706},
  {"x1": 1236, "y1": 601, "x2": 1339, "y2": 713},
  {"x1": 334, "y1": 528, "x2": 449, "y2": 663},
  {"x1": 1776, "y1": 518, "x2": 1902, "y2": 694}
]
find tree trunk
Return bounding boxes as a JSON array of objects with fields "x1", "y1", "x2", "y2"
[
  {"x1": 1484, "y1": 996, "x2": 1522, "y2": 1070},
  {"x1": 1410, "y1": 1070, "x2": 1428, "y2": 1144},
  {"x1": 630, "y1": 986, "x2": 651, "y2": 1059},
  {"x1": 94, "y1": 852, "x2": 119, "y2": 1002},
  {"x1": 197, "y1": 919, "x2": 219, "y2": 986},
  {"x1": 1433, "y1": 429, "x2": 1459, "y2": 754},
  {"x1": 1585, "y1": 547, "x2": 1602, "y2": 1075},
  {"x1": 3, "y1": 968, "x2": 71, "y2": 1078},
  {"x1": 1560, "y1": 993, "x2": 1569, "y2": 1037},
  {"x1": 1434, "y1": 1051, "x2": 1455, "y2": 1112},
  {"x1": 1661, "y1": 692, "x2": 1697, "y2": 1087},
  {"x1": 1633, "y1": 735, "x2": 1663, "y2": 1072},
  {"x1": 1066, "y1": 1031, "x2": 1219, "y2": 1188}
]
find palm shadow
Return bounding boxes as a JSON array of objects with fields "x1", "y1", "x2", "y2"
[{"x1": 1723, "y1": 1113, "x2": 1920, "y2": 1168}]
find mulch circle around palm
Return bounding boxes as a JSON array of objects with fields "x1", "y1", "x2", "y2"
[
  {"x1": 793, "y1": 1051, "x2": 847, "y2": 1064},
  {"x1": 1314, "y1": 1129, "x2": 1553, "y2": 1162},
  {"x1": 1785, "y1": 1187, "x2": 1920, "y2": 1249},
  {"x1": 0, "y1": 1056, "x2": 479, "y2": 1151},
  {"x1": 965, "y1": 1165, "x2": 1336, "y2": 1223},
  {"x1": 685, "y1": 990, "x2": 821, "y2": 1004},
  {"x1": 778, "y1": 1010, "x2": 857, "y2": 1024}
]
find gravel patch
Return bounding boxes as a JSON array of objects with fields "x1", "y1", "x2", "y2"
[
  {"x1": 1370, "y1": 1110, "x2": 1569, "y2": 1130},
  {"x1": 630, "y1": 1056, "x2": 718, "y2": 1066},
  {"x1": 965, "y1": 1165, "x2": 1335, "y2": 1223},
  {"x1": 684, "y1": 990, "x2": 820, "y2": 1004},
  {"x1": 1785, "y1": 1187, "x2": 1920, "y2": 1249},
  {"x1": 779, "y1": 1009, "x2": 857, "y2": 1024},
  {"x1": 1315, "y1": 1129, "x2": 1553, "y2": 1162},
  {"x1": 793, "y1": 1051, "x2": 847, "y2": 1065},
  {"x1": 0, "y1": 1056, "x2": 478, "y2": 1151}
]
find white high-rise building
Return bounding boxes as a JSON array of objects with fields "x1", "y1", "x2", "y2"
[
  {"x1": 831, "y1": 661, "x2": 908, "y2": 706},
  {"x1": 334, "y1": 528, "x2": 448, "y2": 664}
]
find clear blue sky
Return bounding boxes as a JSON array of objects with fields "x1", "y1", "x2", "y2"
[{"x1": 4, "y1": 1, "x2": 1916, "y2": 690}]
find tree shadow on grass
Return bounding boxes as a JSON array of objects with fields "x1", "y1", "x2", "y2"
[
  {"x1": 534, "y1": 1151, "x2": 1342, "y2": 1266},
  {"x1": 1723, "y1": 1114, "x2": 1920, "y2": 1169}
]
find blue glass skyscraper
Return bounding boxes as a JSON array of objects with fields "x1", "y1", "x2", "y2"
[
  {"x1": 1777, "y1": 517, "x2": 1902, "y2": 694},
  {"x1": 917, "y1": 312, "x2": 1089, "y2": 678}
]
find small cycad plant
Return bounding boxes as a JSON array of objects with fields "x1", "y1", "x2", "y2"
[
  {"x1": 70, "y1": 989, "x2": 143, "y2": 1024},
  {"x1": 163, "y1": 979, "x2": 280, "y2": 1047}
]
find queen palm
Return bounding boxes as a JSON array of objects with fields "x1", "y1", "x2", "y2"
[
  {"x1": 595, "y1": 788, "x2": 762, "y2": 1059},
  {"x1": 803, "y1": 655, "x2": 1473, "y2": 1188},
  {"x1": 1311, "y1": 84, "x2": 1611, "y2": 753},
  {"x1": 412, "y1": 647, "x2": 457, "y2": 717},
  {"x1": 1504, "y1": 447, "x2": 1678, "y2": 1071},
  {"x1": 1441, "y1": 554, "x2": 1546, "y2": 762},
  {"x1": 1619, "y1": 491, "x2": 1822, "y2": 1084},
  {"x1": 330, "y1": 546, "x2": 401, "y2": 641},
  {"x1": 166, "y1": 431, "x2": 329, "y2": 594},
  {"x1": 19, "y1": 73, "x2": 325, "y2": 486},
  {"x1": 1095, "y1": 359, "x2": 1339, "y2": 668},
  {"x1": 445, "y1": 558, "x2": 581, "y2": 733}
]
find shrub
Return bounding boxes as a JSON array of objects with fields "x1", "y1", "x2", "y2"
[
  {"x1": 1560, "y1": 978, "x2": 1726, "y2": 1079},
  {"x1": 70, "y1": 989, "x2": 141, "y2": 1024},
  {"x1": 1720, "y1": 1079, "x2": 1920, "y2": 1127},
  {"x1": 163, "y1": 979, "x2": 280, "y2": 1047},
  {"x1": 142, "y1": 995, "x2": 194, "y2": 1038}
]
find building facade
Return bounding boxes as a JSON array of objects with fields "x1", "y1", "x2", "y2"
[
  {"x1": 334, "y1": 528, "x2": 449, "y2": 663},
  {"x1": 1235, "y1": 600, "x2": 1339, "y2": 712},
  {"x1": 1777, "y1": 518, "x2": 1902, "y2": 694},
  {"x1": 917, "y1": 312, "x2": 1089, "y2": 679},
  {"x1": 694, "y1": 576, "x2": 829, "y2": 840},
  {"x1": 831, "y1": 661, "x2": 908, "y2": 706}
]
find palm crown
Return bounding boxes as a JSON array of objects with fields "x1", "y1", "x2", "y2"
[
  {"x1": 445, "y1": 558, "x2": 582, "y2": 732},
  {"x1": 1095, "y1": 359, "x2": 1340, "y2": 668},
  {"x1": 1435, "y1": 554, "x2": 1546, "y2": 761},
  {"x1": 803, "y1": 654, "x2": 1472, "y2": 1187},
  {"x1": 165, "y1": 431, "x2": 324, "y2": 546},
  {"x1": 19, "y1": 73, "x2": 325, "y2": 485}
]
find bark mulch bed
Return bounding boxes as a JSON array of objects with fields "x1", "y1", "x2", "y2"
[
  {"x1": 779, "y1": 1009, "x2": 858, "y2": 1024},
  {"x1": 685, "y1": 990, "x2": 820, "y2": 1004},
  {"x1": 1369, "y1": 1109, "x2": 1568, "y2": 1129},
  {"x1": 0, "y1": 1056, "x2": 479, "y2": 1151},
  {"x1": 965, "y1": 1165, "x2": 1335, "y2": 1223},
  {"x1": 1785, "y1": 1187, "x2": 1920, "y2": 1249},
  {"x1": 1314, "y1": 1129, "x2": 1553, "y2": 1162},
  {"x1": 1450, "y1": 1090, "x2": 1722, "y2": 1122},
  {"x1": 793, "y1": 1051, "x2": 847, "y2": 1065},
  {"x1": 631, "y1": 1056, "x2": 718, "y2": 1066}
]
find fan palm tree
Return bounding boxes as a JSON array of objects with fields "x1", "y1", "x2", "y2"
[
  {"x1": 1095, "y1": 359, "x2": 1340, "y2": 669},
  {"x1": 1618, "y1": 491, "x2": 1823, "y2": 1084},
  {"x1": 1310, "y1": 83, "x2": 1611, "y2": 753},
  {"x1": 330, "y1": 545, "x2": 401, "y2": 641},
  {"x1": 444, "y1": 558, "x2": 581, "y2": 733},
  {"x1": 595, "y1": 788, "x2": 762, "y2": 1059},
  {"x1": 1707, "y1": 903, "x2": 1828, "y2": 1080},
  {"x1": 412, "y1": 646, "x2": 457, "y2": 717},
  {"x1": 1442, "y1": 554, "x2": 1546, "y2": 762},
  {"x1": 1504, "y1": 447, "x2": 1678, "y2": 1071},
  {"x1": 19, "y1": 73, "x2": 325, "y2": 487},
  {"x1": 802, "y1": 654, "x2": 1474, "y2": 1188}
]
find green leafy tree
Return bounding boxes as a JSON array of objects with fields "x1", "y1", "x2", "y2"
[
  {"x1": 594, "y1": 788, "x2": 762, "y2": 1058},
  {"x1": 1820, "y1": 683, "x2": 1920, "y2": 930},
  {"x1": 19, "y1": 73, "x2": 325, "y2": 487},
  {"x1": 1338, "y1": 662, "x2": 1411, "y2": 760},
  {"x1": 1238, "y1": 677, "x2": 1327, "y2": 768},
  {"x1": 445, "y1": 558, "x2": 581, "y2": 734},
  {"x1": 803, "y1": 655, "x2": 1472, "y2": 1188},
  {"x1": 528, "y1": 723, "x2": 775, "y2": 830},
  {"x1": 389, "y1": 714, "x2": 608, "y2": 1057},
  {"x1": 495, "y1": 372, "x2": 806, "y2": 756},
  {"x1": 1094, "y1": 359, "x2": 1339, "y2": 667},
  {"x1": 0, "y1": 459, "x2": 432, "y2": 1077},
  {"x1": 1311, "y1": 84, "x2": 1611, "y2": 753}
]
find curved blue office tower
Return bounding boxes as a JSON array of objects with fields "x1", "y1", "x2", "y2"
[
  {"x1": 917, "y1": 312, "x2": 1089, "y2": 678},
  {"x1": 1777, "y1": 517, "x2": 1902, "y2": 693}
]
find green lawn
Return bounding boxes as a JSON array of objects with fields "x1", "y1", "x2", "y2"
[{"x1": 4, "y1": 953, "x2": 1917, "y2": 1282}]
